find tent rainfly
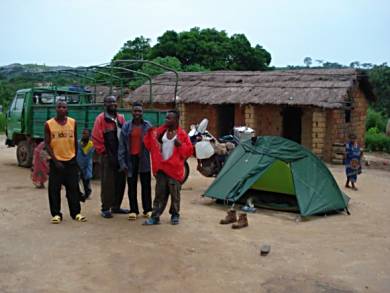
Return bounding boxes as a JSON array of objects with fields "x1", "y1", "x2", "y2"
[{"x1": 203, "y1": 136, "x2": 350, "y2": 216}]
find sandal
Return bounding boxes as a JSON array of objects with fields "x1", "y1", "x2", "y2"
[
  {"x1": 75, "y1": 214, "x2": 87, "y2": 222},
  {"x1": 51, "y1": 215, "x2": 62, "y2": 224},
  {"x1": 128, "y1": 213, "x2": 137, "y2": 220}
]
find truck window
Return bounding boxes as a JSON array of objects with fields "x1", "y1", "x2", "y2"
[{"x1": 14, "y1": 94, "x2": 25, "y2": 111}]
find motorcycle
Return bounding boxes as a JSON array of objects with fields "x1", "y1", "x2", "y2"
[{"x1": 189, "y1": 119, "x2": 238, "y2": 177}]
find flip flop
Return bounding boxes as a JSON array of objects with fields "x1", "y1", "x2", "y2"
[
  {"x1": 75, "y1": 214, "x2": 87, "y2": 222},
  {"x1": 51, "y1": 215, "x2": 62, "y2": 224}
]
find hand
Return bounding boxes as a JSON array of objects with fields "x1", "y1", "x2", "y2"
[
  {"x1": 122, "y1": 167, "x2": 128, "y2": 174},
  {"x1": 174, "y1": 138, "x2": 182, "y2": 147}
]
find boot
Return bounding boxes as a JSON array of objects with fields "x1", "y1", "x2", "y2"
[
  {"x1": 232, "y1": 213, "x2": 248, "y2": 229},
  {"x1": 220, "y1": 209, "x2": 237, "y2": 224}
]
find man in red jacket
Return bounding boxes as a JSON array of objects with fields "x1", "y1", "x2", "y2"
[
  {"x1": 92, "y1": 96, "x2": 127, "y2": 218},
  {"x1": 143, "y1": 109, "x2": 193, "y2": 225}
]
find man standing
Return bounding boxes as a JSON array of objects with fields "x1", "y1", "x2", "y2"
[
  {"x1": 143, "y1": 109, "x2": 193, "y2": 225},
  {"x1": 45, "y1": 100, "x2": 86, "y2": 224},
  {"x1": 118, "y1": 101, "x2": 152, "y2": 220},
  {"x1": 92, "y1": 96, "x2": 127, "y2": 218}
]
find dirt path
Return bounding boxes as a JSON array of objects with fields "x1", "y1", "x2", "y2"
[{"x1": 0, "y1": 140, "x2": 389, "y2": 293}]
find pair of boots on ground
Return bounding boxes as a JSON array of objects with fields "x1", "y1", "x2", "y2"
[{"x1": 220, "y1": 209, "x2": 248, "y2": 229}]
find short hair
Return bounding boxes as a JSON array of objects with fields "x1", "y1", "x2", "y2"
[
  {"x1": 56, "y1": 100, "x2": 67, "y2": 106},
  {"x1": 104, "y1": 95, "x2": 117, "y2": 103},
  {"x1": 132, "y1": 101, "x2": 143, "y2": 108},
  {"x1": 168, "y1": 109, "x2": 180, "y2": 121}
]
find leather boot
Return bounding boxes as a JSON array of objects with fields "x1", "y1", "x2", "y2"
[
  {"x1": 220, "y1": 209, "x2": 237, "y2": 224},
  {"x1": 232, "y1": 213, "x2": 248, "y2": 229}
]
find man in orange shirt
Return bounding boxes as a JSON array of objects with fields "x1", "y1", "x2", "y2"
[
  {"x1": 44, "y1": 100, "x2": 86, "y2": 224},
  {"x1": 118, "y1": 102, "x2": 152, "y2": 220}
]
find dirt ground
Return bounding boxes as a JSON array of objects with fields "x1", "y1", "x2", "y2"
[{"x1": 0, "y1": 138, "x2": 389, "y2": 293}]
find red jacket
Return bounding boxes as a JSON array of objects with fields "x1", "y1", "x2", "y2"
[
  {"x1": 144, "y1": 125, "x2": 193, "y2": 182},
  {"x1": 92, "y1": 112, "x2": 125, "y2": 155}
]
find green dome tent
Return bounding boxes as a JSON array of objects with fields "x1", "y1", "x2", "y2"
[{"x1": 203, "y1": 136, "x2": 349, "y2": 216}]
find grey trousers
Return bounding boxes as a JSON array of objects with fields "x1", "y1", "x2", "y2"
[{"x1": 151, "y1": 171, "x2": 181, "y2": 219}]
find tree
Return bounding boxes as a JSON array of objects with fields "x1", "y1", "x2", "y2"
[
  {"x1": 112, "y1": 36, "x2": 152, "y2": 63},
  {"x1": 141, "y1": 27, "x2": 271, "y2": 71},
  {"x1": 350, "y1": 61, "x2": 360, "y2": 68},
  {"x1": 369, "y1": 63, "x2": 390, "y2": 117},
  {"x1": 303, "y1": 57, "x2": 312, "y2": 67}
]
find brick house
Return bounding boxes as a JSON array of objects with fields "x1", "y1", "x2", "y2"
[{"x1": 132, "y1": 69, "x2": 375, "y2": 163}]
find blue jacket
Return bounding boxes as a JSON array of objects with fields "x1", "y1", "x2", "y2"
[{"x1": 118, "y1": 119, "x2": 152, "y2": 177}]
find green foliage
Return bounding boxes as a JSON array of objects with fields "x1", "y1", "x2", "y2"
[
  {"x1": 128, "y1": 56, "x2": 183, "y2": 89},
  {"x1": 0, "y1": 112, "x2": 6, "y2": 133},
  {"x1": 115, "y1": 28, "x2": 271, "y2": 72},
  {"x1": 112, "y1": 36, "x2": 152, "y2": 63},
  {"x1": 365, "y1": 108, "x2": 388, "y2": 132},
  {"x1": 365, "y1": 128, "x2": 390, "y2": 152},
  {"x1": 368, "y1": 63, "x2": 390, "y2": 117}
]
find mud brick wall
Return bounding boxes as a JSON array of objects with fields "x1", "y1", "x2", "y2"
[
  {"x1": 245, "y1": 105, "x2": 282, "y2": 136},
  {"x1": 325, "y1": 88, "x2": 369, "y2": 163},
  {"x1": 350, "y1": 88, "x2": 369, "y2": 147},
  {"x1": 301, "y1": 108, "x2": 313, "y2": 149},
  {"x1": 178, "y1": 103, "x2": 218, "y2": 135},
  {"x1": 235, "y1": 104, "x2": 246, "y2": 126},
  {"x1": 312, "y1": 110, "x2": 327, "y2": 159}
]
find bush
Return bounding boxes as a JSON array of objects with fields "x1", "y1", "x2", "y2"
[
  {"x1": 365, "y1": 128, "x2": 390, "y2": 152},
  {"x1": 366, "y1": 108, "x2": 387, "y2": 132},
  {"x1": 0, "y1": 112, "x2": 6, "y2": 133}
]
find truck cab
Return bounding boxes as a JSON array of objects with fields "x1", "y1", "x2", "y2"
[{"x1": 5, "y1": 86, "x2": 92, "y2": 167}]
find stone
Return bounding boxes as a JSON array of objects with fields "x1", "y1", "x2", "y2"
[{"x1": 260, "y1": 244, "x2": 271, "y2": 256}]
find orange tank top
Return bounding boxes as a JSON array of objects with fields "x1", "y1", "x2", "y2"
[{"x1": 47, "y1": 117, "x2": 76, "y2": 161}]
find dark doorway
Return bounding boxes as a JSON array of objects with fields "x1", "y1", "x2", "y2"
[
  {"x1": 218, "y1": 104, "x2": 235, "y2": 136},
  {"x1": 282, "y1": 107, "x2": 302, "y2": 143}
]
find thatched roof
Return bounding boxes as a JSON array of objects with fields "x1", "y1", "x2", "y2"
[{"x1": 131, "y1": 69, "x2": 375, "y2": 108}]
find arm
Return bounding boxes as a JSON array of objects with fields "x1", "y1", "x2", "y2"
[
  {"x1": 91, "y1": 115, "x2": 106, "y2": 154},
  {"x1": 44, "y1": 122, "x2": 63, "y2": 169},
  {"x1": 118, "y1": 125, "x2": 128, "y2": 172},
  {"x1": 176, "y1": 131, "x2": 193, "y2": 159},
  {"x1": 74, "y1": 120, "x2": 78, "y2": 158}
]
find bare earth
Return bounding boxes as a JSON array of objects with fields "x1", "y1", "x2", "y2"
[{"x1": 0, "y1": 139, "x2": 389, "y2": 293}]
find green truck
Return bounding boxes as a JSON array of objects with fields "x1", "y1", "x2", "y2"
[{"x1": 5, "y1": 85, "x2": 167, "y2": 168}]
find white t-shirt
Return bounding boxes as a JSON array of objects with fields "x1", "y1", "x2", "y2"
[{"x1": 162, "y1": 131, "x2": 176, "y2": 160}]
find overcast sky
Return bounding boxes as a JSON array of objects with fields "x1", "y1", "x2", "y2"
[{"x1": 0, "y1": 0, "x2": 389, "y2": 67}]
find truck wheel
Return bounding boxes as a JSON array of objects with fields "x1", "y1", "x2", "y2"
[
  {"x1": 17, "y1": 140, "x2": 33, "y2": 168},
  {"x1": 181, "y1": 161, "x2": 190, "y2": 184}
]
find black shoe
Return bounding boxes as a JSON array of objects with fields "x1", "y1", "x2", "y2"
[
  {"x1": 143, "y1": 217, "x2": 160, "y2": 225},
  {"x1": 101, "y1": 210, "x2": 113, "y2": 218},
  {"x1": 171, "y1": 214, "x2": 180, "y2": 225},
  {"x1": 111, "y1": 208, "x2": 130, "y2": 214}
]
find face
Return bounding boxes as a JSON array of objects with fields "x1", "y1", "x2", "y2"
[
  {"x1": 104, "y1": 96, "x2": 117, "y2": 114},
  {"x1": 82, "y1": 129, "x2": 90, "y2": 140},
  {"x1": 165, "y1": 112, "x2": 178, "y2": 128},
  {"x1": 132, "y1": 106, "x2": 143, "y2": 120},
  {"x1": 56, "y1": 102, "x2": 67, "y2": 117}
]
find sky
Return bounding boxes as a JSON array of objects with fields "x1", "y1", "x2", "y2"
[{"x1": 0, "y1": 0, "x2": 389, "y2": 68}]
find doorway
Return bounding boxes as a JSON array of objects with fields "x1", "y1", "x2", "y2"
[
  {"x1": 282, "y1": 107, "x2": 302, "y2": 143},
  {"x1": 217, "y1": 104, "x2": 235, "y2": 137}
]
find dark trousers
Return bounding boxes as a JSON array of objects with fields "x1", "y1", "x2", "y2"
[
  {"x1": 127, "y1": 155, "x2": 152, "y2": 215},
  {"x1": 48, "y1": 159, "x2": 81, "y2": 219},
  {"x1": 100, "y1": 155, "x2": 126, "y2": 211},
  {"x1": 151, "y1": 171, "x2": 181, "y2": 219}
]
